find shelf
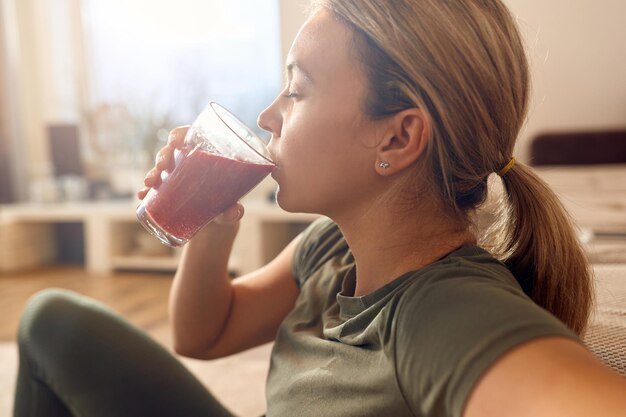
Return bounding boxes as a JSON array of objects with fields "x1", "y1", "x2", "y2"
[
  {"x1": 0, "y1": 199, "x2": 317, "y2": 274},
  {"x1": 111, "y1": 255, "x2": 180, "y2": 271},
  {"x1": 111, "y1": 254, "x2": 243, "y2": 274}
]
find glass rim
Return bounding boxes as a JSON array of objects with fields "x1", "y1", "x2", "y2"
[{"x1": 208, "y1": 101, "x2": 274, "y2": 165}]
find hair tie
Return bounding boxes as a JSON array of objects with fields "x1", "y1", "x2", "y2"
[{"x1": 497, "y1": 157, "x2": 516, "y2": 177}]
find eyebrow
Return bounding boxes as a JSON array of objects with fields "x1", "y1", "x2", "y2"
[{"x1": 286, "y1": 62, "x2": 314, "y2": 83}]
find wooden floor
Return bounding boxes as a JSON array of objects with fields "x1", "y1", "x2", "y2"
[
  {"x1": 0, "y1": 266, "x2": 174, "y2": 344},
  {"x1": 0, "y1": 265, "x2": 271, "y2": 417}
]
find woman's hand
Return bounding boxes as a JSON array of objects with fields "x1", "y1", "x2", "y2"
[
  {"x1": 137, "y1": 126, "x2": 187, "y2": 201},
  {"x1": 136, "y1": 126, "x2": 244, "y2": 225}
]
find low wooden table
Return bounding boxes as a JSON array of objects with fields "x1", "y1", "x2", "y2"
[{"x1": 0, "y1": 199, "x2": 317, "y2": 274}]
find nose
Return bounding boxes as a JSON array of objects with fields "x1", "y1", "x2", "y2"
[{"x1": 257, "y1": 98, "x2": 282, "y2": 138}]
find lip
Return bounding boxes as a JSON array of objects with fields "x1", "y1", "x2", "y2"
[
  {"x1": 270, "y1": 166, "x2": 281, "y2": 181},
  {"x1": 267, "y1": 151, "x2": 279, "y2": 170}
]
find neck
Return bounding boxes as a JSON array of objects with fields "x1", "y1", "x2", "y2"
[{"x1": 332, "y1": 197, "x2": 476, "y2": 297}]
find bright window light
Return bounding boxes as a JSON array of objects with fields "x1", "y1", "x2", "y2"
[{"x1": 82, "y1": 0, "x2": 281, "y2": 155}]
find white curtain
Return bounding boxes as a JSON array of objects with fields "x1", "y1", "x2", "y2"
[{"x1": 0, "y1": 0, "x2": 27, "y2": 202}]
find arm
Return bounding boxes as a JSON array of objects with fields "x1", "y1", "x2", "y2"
[
  {"x1": 464, "y1": 337, "x2": 626, "y2": 417},
  {"x1": 169, "y1": 224, "x2": 300, "y2": 359},
  {"x1": 140, "y1": 126, "x2": 300, "y2": 360}
]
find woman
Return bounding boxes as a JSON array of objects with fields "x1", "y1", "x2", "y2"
[{"x1": 14, "y1": 1, "x2": 626, "y2": 416}]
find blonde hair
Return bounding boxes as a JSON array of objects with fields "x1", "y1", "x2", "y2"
[{"x1": 312, "y1": 0, "x2": 592, "y2": 335}]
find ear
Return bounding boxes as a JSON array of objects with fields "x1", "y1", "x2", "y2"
[{"x1": 375, "y1": 108, "x2": 431, "y2": 176}]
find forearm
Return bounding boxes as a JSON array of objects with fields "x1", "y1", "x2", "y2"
[{"x1": 169, "y1": 221, "x2": 240, "y2": 356}]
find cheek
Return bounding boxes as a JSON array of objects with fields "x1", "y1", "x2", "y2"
[
  {"x1": 279, "y1": 127, "x2": 372, "y2": 197},
  {"x1": 280, "y1": 121, "x2": 348, "y2": 178},
  {"x1": 279, "y1": 104, "x2": 356, "y2": 154},
  {"x1": 278, "y1": 112, "x2": 329, "y2": 168},
  {"x1": 273, "y1": 101, "x2": 375, "y2": 195}
]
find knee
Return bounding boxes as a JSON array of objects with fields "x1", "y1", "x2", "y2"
[{"x1": 18, "y1": 289, "x2": 90, "y2": 354}]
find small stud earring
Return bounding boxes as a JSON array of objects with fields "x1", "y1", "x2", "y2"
[{"x1": 379, "y1": 162, "x2": 390, "y2": 169}]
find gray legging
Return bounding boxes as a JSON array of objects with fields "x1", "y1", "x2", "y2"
[{"x1": 14, "y1": 288, "x2": 240, "y2": 417}]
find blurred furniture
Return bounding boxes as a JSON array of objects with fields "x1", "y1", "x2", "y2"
[
  {"x1": 528, "y1": 129, "x2": 626, "y2": 263},
  {"x1": 529, "y1": 130, "x2": 626, "y2": 166},
  {"x1": 0, "y1": 222, "x2": 56, "y2": 273},
  {"x1": 0, "y1": 200, "x2": 317, "y2": 274},
  {"x1": 0, "y1": 135, "x2": 15, "y2": 203},
  {"x1": 534, "y1": 165, "x2": 626, "y2": 264},
  {"x1": 49, "y1": 124, "x2": 84, "y2": 178}
]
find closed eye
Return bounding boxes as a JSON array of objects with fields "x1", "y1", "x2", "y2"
[{"x1": 281, "y1": 83, "x2": 300, "y2": 99}]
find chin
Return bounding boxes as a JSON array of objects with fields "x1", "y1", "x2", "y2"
[
  {"x1": 274, "y1": 187, "x2": 318, "y2": 215},
  {"x1": 274, "y1": 188, "x2": 298, "y2": 212}
]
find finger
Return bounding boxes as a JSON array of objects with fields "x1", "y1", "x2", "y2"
[
  {"x1": 137, "y1": 187, "x2": 150, "y2": 200},
  {"x1": 143, "y1": 168, "x2": 162, "y2": 188},
  {"x1": 166, "y1": 149, "x2": 178, "y2": 173},
  {"x1": 154, "y1": 146, "x2": 173, "y2": 171},
  {"x1": 167, "y1": 126, "x2": 189, "y2": 148},
  {"x1": 213, "y1": 203, "x2": 244, "y2": 224}
]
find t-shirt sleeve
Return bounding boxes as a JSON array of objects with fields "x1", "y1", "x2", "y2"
[
  {"x1": 291, "y1": 217, "x2": 347, "y2": 288},
  {"x1": 394, "y1": 262, "x2": 580, "y2": 417}
]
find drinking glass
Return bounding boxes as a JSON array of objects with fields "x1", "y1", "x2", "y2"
[{"x1": 136, "y1": 102, "x2": 274, "y2": 247}]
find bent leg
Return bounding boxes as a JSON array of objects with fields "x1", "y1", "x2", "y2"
[{"x1": 14, "y1": 288, "x2": 236, "y2": 417}]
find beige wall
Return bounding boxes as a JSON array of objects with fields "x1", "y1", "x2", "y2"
[
  {"x1": 278, "y1": 0, "x2": 626, "y2": 160},
  {"x1": 278, "y1": 0, "x2": 309, "y2": 75},
  {"x1": 506, "y1": 0, "x2": 626, "y2": 159}
]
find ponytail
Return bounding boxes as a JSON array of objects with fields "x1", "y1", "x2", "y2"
[{"x1": 482, "y1": 162, "x2": 593, "y2": 335}]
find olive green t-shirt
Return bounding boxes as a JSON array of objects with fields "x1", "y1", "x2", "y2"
[{"x1": 265, "y1": 218, "x2": 578, "y2": 417}]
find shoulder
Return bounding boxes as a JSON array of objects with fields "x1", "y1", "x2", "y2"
[
  {"x1": 395, "y1": 246, "x2": 533, "y2": 320},
  {"x1": 393, "y1": 246, "x2": 578, "y2": 417},
  {"x1": 397, "y1": 245, "x2": 541, "y2": 312},
  {"x1": 291, "y1": 217, "x2": 349, "y2": 288}
]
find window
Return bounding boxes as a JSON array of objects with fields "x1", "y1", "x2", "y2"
[{"x1": 82, "y1": 0, "x2": 281, "y2": 170}]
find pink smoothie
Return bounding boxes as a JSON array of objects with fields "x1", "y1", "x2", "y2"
[{"x1": 144, "y1": 148, "x2": 274, "y2": 240}]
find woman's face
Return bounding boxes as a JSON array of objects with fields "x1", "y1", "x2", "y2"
[{"x1": 258, "y1": 10, "x2": 387, "y2": 218}]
